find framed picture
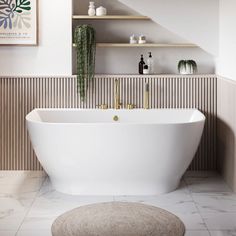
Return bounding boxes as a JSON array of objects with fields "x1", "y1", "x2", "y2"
[{"x1": 0, "y1": 0, "x2": 38, "y2": 46}]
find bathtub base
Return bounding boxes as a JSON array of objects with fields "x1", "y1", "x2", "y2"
[{"x1": 50, "y1": 177, "x2": 180, "y2": 195}]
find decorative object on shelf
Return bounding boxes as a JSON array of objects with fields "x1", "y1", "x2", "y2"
[
  {"x1": 178, "y1": 60, "x2": 198, "y2": 75},
  {"x1": 139, "y1": 54, "x2": 145, "y2": 74},
  {"x1": 0, "y1": 0, "x2": 38, "y2": 46},
  {"x1": 96, "y1": 6, "x2": 107, "y2": 16},
  {"x1": 74, "y1": 25, "x2": 96, "y2": 100},
  {"x1": 129, "y1": 35, "x2": 138, "y2": 44},
  {"x1": 88, "y1": 2, "x2": 96, "y2": 16},
  {"x1": 147, "y1": 52, "x2": 154, "y2": 74},
  {"x1": 143, "y1": 65, "x2": 149, "y2": 75},
  {"x1": 138, "y1": 35, "x2": 146, "y2": 44}
]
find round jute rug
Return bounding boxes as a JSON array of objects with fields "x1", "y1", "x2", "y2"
[{"x1": 51, "y1": 202, "x2": 185, "y2": 236}]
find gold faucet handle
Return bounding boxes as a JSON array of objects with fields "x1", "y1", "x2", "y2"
[
  {"x1": 115, "y1": 102, "x2": 122, "y2": 109},
  {"x1": 96, "y1": 104, "x2": 108, "y2": 109},
  {"x1": 126, "y1": 104, "x2": 136, "y2": 109}
]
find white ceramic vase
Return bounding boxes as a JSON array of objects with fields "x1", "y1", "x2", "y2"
[{"x1": 88, "y1": 2, "x2": 96, "y2": 16}]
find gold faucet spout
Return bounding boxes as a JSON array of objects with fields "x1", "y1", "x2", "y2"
[
  {"x1": 144, "y1": 83, "x2": 149, "y2": 109},
  {"x1": 114, "y1": 79, "x2": 122, "y2": 109}
]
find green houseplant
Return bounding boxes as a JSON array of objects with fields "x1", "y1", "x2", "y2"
[
  {"x1": 178, "y1": 60, "x2": 197, "y2": 75},
  {"x1": 74, "y1": 25, "x2": 96, "y2": 99}
]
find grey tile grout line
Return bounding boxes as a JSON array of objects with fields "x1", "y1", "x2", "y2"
[
  {"x1": 15, "y1": 176, "x2": 48, "y2": 236},
  {"x1": 183, "y1": 177, "x2": 211, "y2": 236}
]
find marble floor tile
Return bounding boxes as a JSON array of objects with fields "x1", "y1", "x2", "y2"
[
  {"x1": 202, "y1": 213, "x2": 236, "y2": 230},
  {"x1": 114, "y1": 182, "x2": 197, "y2": 214},
  {"x1": 0, "y1": 177, "x2": 46, "y2": 195},
  {"x1": 0, "y1": 231, "x2": 17, "y2": 236},
  {"x1": 19, "y1": 216, "x2": 57, "y2": 231},
  {"x1": 185, "y1": 176, "x2": 231, "y2": 193},
  {"x1": 0, "y1": 171, "x2": 46, "y2": 185},
  {"x1": 17, "y1": 230, "x2": 52, "y2": 236},
  {"x1": 184, "y1": 171, "x2": 220, "y2": 178},
  {"x1": 185, "y1": 231, "x2": 210, "y2": 236},
  {"x1": 209, "y1": 231, "x2": 236, "y2": 236},
  {"x1": 28, "y1": 181, "x2": 114, "y2": 217},
  {"x1": 0, "y1": 213, "x2": 26, "y2": 230},
  {"x1": 192, "y1": 192, "x2": 236, "y2": 213},
  {"x1": 0, "y1": 195, "x2": 35, "y2": 214},
  {"x1": 0, "y1": 194, "x2": 35, "y2": 231},
  {"x1": 175, "y1": 212, "x2": 208, "y2": 230},
  {"x1": 0, "y1": 171, "x2": 235, "y2": 235}
]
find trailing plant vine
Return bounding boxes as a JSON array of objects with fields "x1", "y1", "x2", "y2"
[{"x1": 74, "y1": 25, "x2": 96, "y2": 100}]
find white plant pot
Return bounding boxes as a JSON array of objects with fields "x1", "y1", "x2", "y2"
[{"x1": 179, "y1": 64, "x2": 194, "y2": 75}]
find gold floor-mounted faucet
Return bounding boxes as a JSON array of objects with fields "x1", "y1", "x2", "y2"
[
  {"x1": 114, "y1": 79, "x2": 122, "y2": 109},
  {"x1": 144, "y1": 82, "x2": 150, "y2": 109}
]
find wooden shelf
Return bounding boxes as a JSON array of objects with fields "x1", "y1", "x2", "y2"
[
  {"x1": 72, "y1": 15, "x2": 150, "y2": 20},
  {"x1": 73, "y1": 43, "x2": 198, "y2": 48}
]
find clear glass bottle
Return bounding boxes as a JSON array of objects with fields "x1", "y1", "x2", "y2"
[
  {"x1": 147, "y1": 52, "x2": 154, "y2": 74},
  {"x1": 143, "y1": 65, "x2": 149, "y2": 74}
]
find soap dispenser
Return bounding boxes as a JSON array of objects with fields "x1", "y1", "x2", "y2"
[
  {"x1": 139, "y1": 54, "x2": 145, "y2": 74},
  {"x1": 147, "y1": 52, "x2": 154, "y2": 74},
  {"x1": 143, "y1": 65, "x2": 149, "y2": 74}
]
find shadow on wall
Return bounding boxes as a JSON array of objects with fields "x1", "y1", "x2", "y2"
[
  {"x1": 73, "y1": 0, "x2": 140, "y2": 15},
  {"x1": 217, "y1": 118, "x2": 235, "y2": 191}
]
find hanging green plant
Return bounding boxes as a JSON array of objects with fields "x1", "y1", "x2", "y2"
[{"x1": 74, "y1": 25, "x2": 96, "y2": 100}]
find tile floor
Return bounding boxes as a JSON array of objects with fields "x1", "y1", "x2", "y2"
[{"x1": 0, "y1": 171, "x2": 236, "y2": 236}]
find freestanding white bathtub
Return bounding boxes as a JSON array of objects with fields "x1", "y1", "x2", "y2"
[{"x1": 26, "y1": 109, "x2": 205, "y2": 195}]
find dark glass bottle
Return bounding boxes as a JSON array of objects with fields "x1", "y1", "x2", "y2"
[{"x1": 139, "y1": 54, "x2": 145, "y2": 74}]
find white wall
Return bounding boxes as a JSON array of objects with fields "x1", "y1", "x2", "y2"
[
  {"x1": 0, "y1": 0, "x2": 217, "y2": 76},
  {"x1": 119, "y1": 0, "x2": 219, "y2": 56},
  {"x1": 72, "y1": 12, "x2": 215, "y2": 74},
  {"x1": 216, "y1": 0, "x2": 236, "y2": 80},
  {"x1": 73, "y1": 0, "x2": 216, "y2": 74},
  {"x1": 0, "y1": 0, "x2": 72, "y2": 76}
]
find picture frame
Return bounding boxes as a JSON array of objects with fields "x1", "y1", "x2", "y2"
[{"x1": 0, "y1": 0, "x2": 38, "y2": 46}]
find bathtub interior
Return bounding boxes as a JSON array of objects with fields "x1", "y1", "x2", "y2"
[{"x1": 26, "y1": 109, "x2": 205, "y2": 124}]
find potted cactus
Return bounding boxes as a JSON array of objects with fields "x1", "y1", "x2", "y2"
[
  {"x1": 178, "y1": 60, "x2": 197, "y2": 75},
  {"x1": 74, "y1": 25, "x2": 96, "y2": 100}
]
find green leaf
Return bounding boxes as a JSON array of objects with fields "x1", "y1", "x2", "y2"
[
  {"x1": 18, "y1": 6, "x2": 31, "y2": 10},
  {"x1": 21, "y1": 1, "x2": 30, "y2": 6}
]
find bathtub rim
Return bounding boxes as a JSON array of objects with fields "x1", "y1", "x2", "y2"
[{"x1": 26, "y1": 108, "x2": 206, "y2": 126}]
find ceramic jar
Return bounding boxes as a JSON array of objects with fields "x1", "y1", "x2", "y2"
[
  {"x1": 96, "y1": 6, "x2": 107, "y2": 16},
  {"x1": 88, "y1": 2, "x2": 95, "y2": 16},
  {"x1": 130, "y1": 35, "x2": 138, "y2": 44},
  {"x1": 138, "y1": 35, "x2": 146, "y2": 44}
]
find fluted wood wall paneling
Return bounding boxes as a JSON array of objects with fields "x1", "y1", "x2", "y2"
[{"x1": 0, "y1": 75, "x2": 217, "y2": 170}]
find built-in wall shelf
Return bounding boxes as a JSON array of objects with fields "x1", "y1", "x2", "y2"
[
  {"x1": 72, "y1": 0, "x2": 201, "y2": 74},
  {"x1": 73, "y1": 43, "x2": 198, "y2": 48},
  {"x1": 72, "y1": 15, "x2": 150, "y2": 20}
]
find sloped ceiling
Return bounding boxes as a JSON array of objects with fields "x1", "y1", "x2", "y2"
[{"x1": 118, "y1": 0, "x2": 219, "y2": 56}]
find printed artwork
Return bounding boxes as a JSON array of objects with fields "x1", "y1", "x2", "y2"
[{"x1": 0, "y1": 0, "x2": 37, "y2": 45}]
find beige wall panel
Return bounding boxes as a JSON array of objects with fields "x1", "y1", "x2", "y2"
[{"x1": 0, "y1": 75, "x2": 217, "y2": 170}]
